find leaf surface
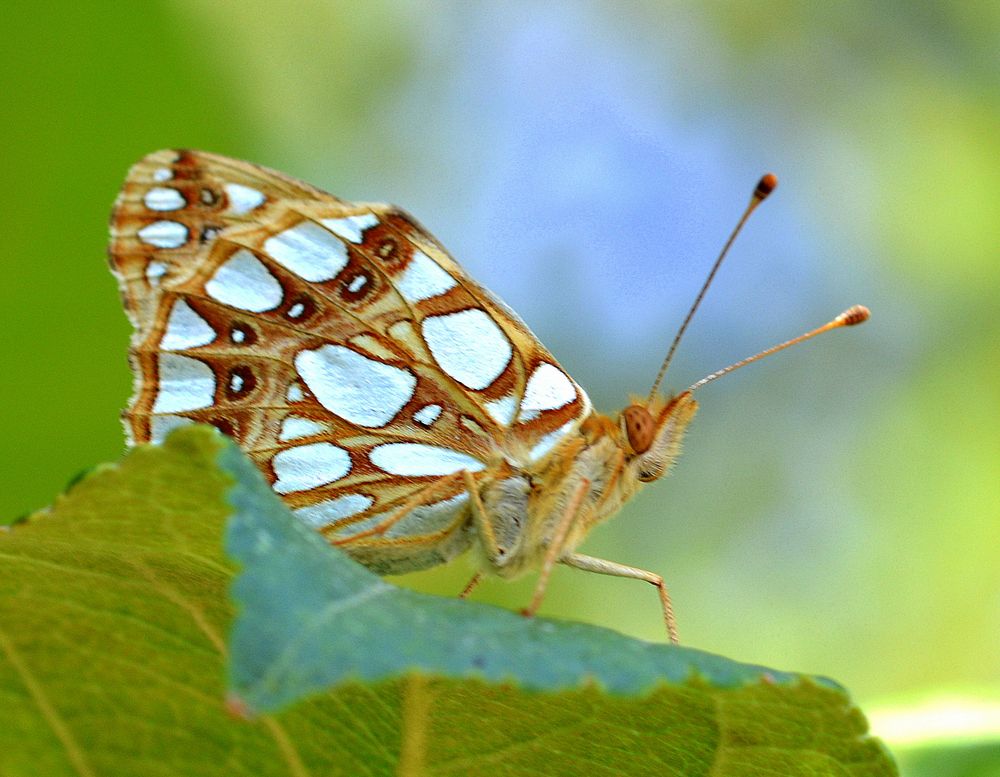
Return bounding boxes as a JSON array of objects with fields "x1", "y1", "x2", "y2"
[
  {"x1": 222, "y1": 430, "x2": 897, "y2": 775},
  {"x1": 0, "y1": 427, "x2": 897, "y2": 776}
]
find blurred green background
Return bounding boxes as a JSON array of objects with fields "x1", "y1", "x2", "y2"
[{"x1": 3, "y1": 2, "x2": 997, "y2": 772}]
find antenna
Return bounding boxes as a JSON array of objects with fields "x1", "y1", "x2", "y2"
[
  {"x1": 647, "y1": 173, "x2": 777, "y2": 404},
  {"x1": 686, "y1": 305, "x2": 870, "y2": 393}
]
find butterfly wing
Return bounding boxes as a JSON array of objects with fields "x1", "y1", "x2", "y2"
[{"x1": 109, "y1": 150, "x2": 592, "y2": 573}]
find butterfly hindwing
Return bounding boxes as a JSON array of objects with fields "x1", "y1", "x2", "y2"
[{"x1": 110, "y1": 150, "x2": 593, "y2": 572}]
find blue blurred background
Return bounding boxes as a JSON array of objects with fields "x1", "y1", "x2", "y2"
[{"x1": 3, "y1": 3, "x2": 998, "y2": 772}]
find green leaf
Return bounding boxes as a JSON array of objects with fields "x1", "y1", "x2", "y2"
[
  {"x1": 0, "y1": 426, "x2": 897, "y2": 775},
  {"x1": 0, "y1": 428, "x2": 240, "y2": 776},
  {"x1": 222, "y1": 431, "x2": 898, "y2": 775}
]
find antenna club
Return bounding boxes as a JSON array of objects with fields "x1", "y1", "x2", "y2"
[
  {"x1": 754, "y1": 173, "x2": 778, "y2": 201},
  {"x1": 687, "y1": 305, "x2": 872, "y2": 394},
  {"x1": 837, "y1": 305, "x2": 871, "y2": 327},
  {"x1": 646, "y1": 172, "x2": 779, "y2": 404}
]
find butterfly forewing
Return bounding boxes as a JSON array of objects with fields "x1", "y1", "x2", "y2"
[{"x1": 110, "y1": 150, "x2": 593, "y2": 572}]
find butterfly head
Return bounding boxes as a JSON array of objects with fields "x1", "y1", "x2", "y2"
[{"x1": 620, "y1": 392, "x2": 698, "y2": 483}]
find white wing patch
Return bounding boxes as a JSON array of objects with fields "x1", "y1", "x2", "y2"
[
  {"x1": 385, "y1": 493, "x2": 470, "y2": 538},
  {"x1": 321, "y1": 214, "x2": 379, "y2": 244},
  {"x1": 338, "y1": 493, "x2": 470, "y2": 540},
  {"x1": 224, "y1": 183, "x2": 266, "y2": 215},
  {"x1": 138, "y1": 220, "x2": 188, "y2": 249},
  {"x1": 144, "y1": 187, "x2": 186, "y2": 211},
  {"x1": 278, "y1": 416, "x2": 330, "y2": 441},
  {"x1": 265, "y1": 221, "x2": 348, "y2": 282},
  {"x1": 272, "y1": 442, "x2": 352, "y2": 494},
  {"x1": 149, "y1": 414, "x2": 194, "y2": 443},
  {"x1": 205, "y1": 249, "x2": 284, "y2": 312},
  {"x1": 485, "y1": 394, "x2": 518, "y2": 426},
  {"x1": 396, "y1": 250, "x2": 458, "y2": 303},
  {"x1": 145, "y1": 261, "x2": 168, "y2": 283},
  {"x1": 295, "y1": 345, "x2": 416, "y2": 428},
  {"x1": 518, "y1": 362, "x2": 577, "y2": 422},
  {"x1": 152, "y1": 353, "x2": 215, "y2": 413},
  {"x1": 413, "y1": 404, "x2": 443, "y2": 427},
  {"x1": 370, "y1": 443, "x2": 485, "y2": 476},
  {"x1": 294, "y1": 494, "x2": 373, "y2": 528},
  {"x1": 286, "y1": 382, "x2": 305, "y2": 403},
  {"x1": 423, "y1": 308, "x2": 513, "y2": 391},
  {"x1": 528, "y1": 419, "x2": 578, "y2": 462},
  {"x1": 160, "y1": 299, "x2": 215, "y2": 351}
]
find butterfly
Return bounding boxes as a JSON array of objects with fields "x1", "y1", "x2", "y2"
[{"x1": 109, "y1": 150, "x2": 868, "y2": 643}]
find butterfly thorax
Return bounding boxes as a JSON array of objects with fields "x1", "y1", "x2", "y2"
[{"x1": 477, "y1": 393, "x2": 698, "y2": 578}]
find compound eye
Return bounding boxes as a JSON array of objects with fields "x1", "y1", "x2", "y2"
[
  {"x1": 636, "y1": 464, "x2": 662, "y2": 483},
  {"x1": 623, "y1": 405, "x2": 654, "y2": 454}
]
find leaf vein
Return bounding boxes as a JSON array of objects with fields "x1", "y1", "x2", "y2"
[{"x1": 0, "y1": 627, "x2": 96, "y2": 777}]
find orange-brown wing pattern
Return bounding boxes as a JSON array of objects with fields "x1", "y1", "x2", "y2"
[{"x1": 109, "y1": 150, "x2": 592, "y2": 572}]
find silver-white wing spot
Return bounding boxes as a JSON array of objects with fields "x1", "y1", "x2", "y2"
[
  {"x1": 144, "y1": 187, "x2": 186, "y2": 211},
  {"x1": 294, "y1": 494, "x2": 374, "y2": 528},
  {"x1": 286, "y1": 382, "x2": 305, "y2": 402},
  {"x1": 370, "y1": 443, "x2": 485, "y2": 476},
  {"x1": 152, "y1": 353, "x2": 215, "y2": 413},
  {"x1": 423, "y1": 308, "x2": 513, "y2": 391},
  {"x1": 205, "y1": 249, "x2": 284, "y2": 312},
  {"x1": 146, "y1": 261, "x2": 168, "y2": 283},
  {"x1": 385, "y1": 493, "x2": 469, "y2": 538},
  {"x1": 279, "y1": 416, "x2": 330, "y2": 441},
  {"x1": 138, "y1": 220, "x2": 188, "y2": 248},
  {"x1": 295, "y1": 345, "x2": 416, "y2": 428},
  {"x1": 413, "y1": 404, "x2": 443, "y2": 426},
  {"x1": 149, "y1": 414, "x2": 194, "y2": 443},
  {"x1": 321, "y1": 213, "x2": 379, "y2": 244},
  {"x1": 396, "y1": 250, "x2": 458, "y2": 303},
  {"x1": 224, "y1": 183, "x2": 266, "y2": 215},
  {"x1": 160, "y1": 299, "x2": 215, "y2": 351},
  {"x1": 264, "y1": 221, "x2": 348, "y2": 282},
  {"x1": 528, "y1": 419, "x2": 579, "y2": 462},
  {"x1": 518, "y1": 362, "x2": 577, "y2": 422},
  {"x1": 272, "y1": 442, "x2": 351, "y2": 495},
  {"x1": 485, "y1": 394, "x2": 517, "y2": 426},
  {"x1": 152, "y1": 167, "x2": 172, "y2": 182}
]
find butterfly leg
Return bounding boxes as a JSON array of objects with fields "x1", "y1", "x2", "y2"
[
  {"x1": 461, "y1": 470, "x2": 503, "y2": 559},
  {"x1": 458, "y1": 471, "x2": 500, "y2": 599},
  {"x1": 560, "y1": 553, "x2": 679, "y2": 644},
  {"x1": 521, "y1": 478, "x2": 591, "y2": 619},
  {"x1": 458, "y1": 572, "x2": 483, "y2": 599}
]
